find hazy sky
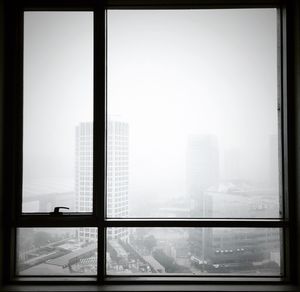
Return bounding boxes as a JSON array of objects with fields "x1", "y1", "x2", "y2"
[
  {"x1": 107, "y1": 9, "x2": 278, "y2": 200},
  {"x1": 23, "y1": 9, "x2": 278, "y2": 209},
  {"x1": 23, "y1": 12, "x2": 93, "y2": 181}
]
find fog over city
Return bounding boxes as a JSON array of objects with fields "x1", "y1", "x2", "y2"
[
  {"x1": 18, "y1": 9, "x2": 282, "y2": 277},
  {"x1": 107, "y1": 9, "x2": 278, "y2": 214},
  {"x1": 23, "y1": 12, "x2": 93, "y2": 181},
  {"x1": 23, "y1": 9, "x2": 279, "y2": 217}
]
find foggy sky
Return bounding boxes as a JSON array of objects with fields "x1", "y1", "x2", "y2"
[
  {"x1": 23, "y1": 9, "x2": 279, "y2": 211},
  {"x1": 107, "y1": 9, "x2": 278, "y2": 201},
  {"x1": 23, "y1": 12, "x2": 93, "y2": 181}
]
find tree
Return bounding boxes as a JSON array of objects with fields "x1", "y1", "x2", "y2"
[{"x1": 143, "y1": 235, "x2": 157, "y2": 253}]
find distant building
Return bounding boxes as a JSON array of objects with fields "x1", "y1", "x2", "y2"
[
  {"x1": 211, "y1": 228, "x2": 280, "y2": 273},
  {"x1": 186, "y1": 135, "x2": 219, "y2": 262},
  {"x1": 107, "y1": 119, "x2": 129, "y2": 241},
  {"x1": 223, "y1": 148, "x2": 240, "y2": 181},
  {"x1": 186, "y1": 134, "x2": 219, "y2": 216},
  {"x1": 76, "y1": 122, "x2": 93, "y2": 213},
  {"x1": 76, "y1": 120, "x2": 129, "y2": 242},
  {"x1": 206, "y1": 181, "x2": 280, "y2": 218},
  {"x1": 106, "y1": 119, "x2": 129, "y2": 218},
  {"x1": 75, "y1": 122, "x2": 97, "y2": 242},
  {"x1": 204, "y1": 184, "x2": 280, "y2": 272}
]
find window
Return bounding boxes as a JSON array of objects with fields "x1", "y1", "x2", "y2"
[
  {"x1": 105, "y1": 8, "x2": 284, "y2": 277},
  {"x1": 3, "y1": 0, "x2": 300, "y2": 290}
]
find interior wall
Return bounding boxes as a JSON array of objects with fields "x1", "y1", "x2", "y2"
[
  {"x1": 291, "y1": 0, "x2": 300, "y2": 284},
  {"x1": 0, "y1": 0, "x2": 299, "y2": 289},
  {"x1": 0, "y1": 0, "x2": 4, "y2": 286}
]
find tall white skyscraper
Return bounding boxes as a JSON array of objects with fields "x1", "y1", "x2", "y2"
[
  {"x1": 76, "y1": 122, "x2": 97, "y2": 242},
  {"x1": 107, "y1": 119, "x2": 129, "y2": 241},
  {"x1": 76, "y1": 122, "x2": 93, "y2": 213},
  {"x1": 76, "y1": 120, "x2": 129, "y2": 242}
]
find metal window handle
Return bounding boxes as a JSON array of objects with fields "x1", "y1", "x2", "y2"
[{"x1": 50, "y1": 207, "x2": 70, "y2": 215}]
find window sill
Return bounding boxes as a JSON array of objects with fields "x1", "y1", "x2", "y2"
[{"x1": 1, "y1": 284, "x2": 300, "y2": 292}]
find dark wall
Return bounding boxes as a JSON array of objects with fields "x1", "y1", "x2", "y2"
[
  {"x1": 0, "y1": 0, "x2": 4, "y2": 286},
  {"x1": 0, "y1": 0, "x2": 299, "y2": 289},
  {"x1": 290, "y1": 0, "x2": 300, "y2": 284}
]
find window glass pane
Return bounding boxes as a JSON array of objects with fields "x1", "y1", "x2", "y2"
[
  {"x1": 17, "y1": 228, "x2": 97, "y2": 276},
  {"x1": 22, "y1": 12, "x2": 93, "y2": 213},
  {"x1": 107, "y1": 228, "x2": 282, "y2": 276},
  {"x1": 107, "y1": 9, "x2": 280, "y2": 218}
]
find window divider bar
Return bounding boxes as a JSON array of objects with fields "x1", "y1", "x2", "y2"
[
  {"x1": 105, "y1": 0, "x2": 282, "y2": 9},
  {"x1": 15, "y1": 214, "x2": 99, "y2": 227},
  {"x1": 15, "y1": 216, "x2": 288, "y2": 228},
  {"x1": 94, "y1": 1, "x2": 106, "y2": 284},
  {"x1": 20, "y1": 0, "x2": 98, "y2": 10},
  {"x1": 104, "y1": 219, "x2": 288, "y2": 228},
  {"x1": 4, "y1": 3, "x2": 24, "y2": 282},
  {"x1": 279, "y1": 4, "x2": 290, "y2": 282}
]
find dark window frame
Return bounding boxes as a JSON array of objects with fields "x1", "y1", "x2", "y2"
[{"x1": 3, "y1": 0, "x2": 299, "y2": 290}]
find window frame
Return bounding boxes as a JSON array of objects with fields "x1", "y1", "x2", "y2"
[{"x1": 3, "y1": 0, "x2": 297, "y2": 289}]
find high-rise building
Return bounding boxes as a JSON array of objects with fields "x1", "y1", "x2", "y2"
[
  {"x1": 76, "y1": 122, "x2": 93, "y2": 213},
  {"x1": 107, "y1": 119, "x2": 129, "y2": 241},
  {"x1": 186, "y1": 135, "x2": 220, "y2": 263},
  {"x1": 75, "y1": 122, "x2": 97, "y2": 242},
  {"x1": 210, "y1": 228, "x2": 280, "y2": 272},
  {"x1": 186, "y1": 134, "x2": 219, "y2": 217},
  {"x1": 76, "y1": 120, "x2": 129, "y2": 242}
]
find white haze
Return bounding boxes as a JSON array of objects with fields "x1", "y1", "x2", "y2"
[
  {"x1": 22, "y1": 9, "x2": 279, "y2": 216},
  {"x1": 107, "y1": 9, "x2": 278, "y2": 206}
]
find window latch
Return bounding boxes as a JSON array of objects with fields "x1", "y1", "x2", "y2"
[{"x1": 50, "y1": 206, "x2": 70, "y2": 215}]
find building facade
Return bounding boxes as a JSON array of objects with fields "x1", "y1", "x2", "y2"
[{"x1": 76, "y1": 120, "x2": 129, "y2": 242}]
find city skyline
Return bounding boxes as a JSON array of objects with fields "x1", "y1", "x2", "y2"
[
  {"x1": 22, "y1": 9, "x2": 279, "y2": 213},
  {"x1": 22, "y1": 118, "x2": 280, "y2": 218},
  {"x1": 17, "y1": 9, "x2": 282, "y2": 276}
]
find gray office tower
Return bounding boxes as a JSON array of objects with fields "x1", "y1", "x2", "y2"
[
  {"x1": 186, "y1": 135, "x2": 220, "y2": 264},
  {"x1": 186, "y1": 134, "x2": 219, "y2": 217},
  {"x1": 76, "y1": 120, "x2": 129, "y2": 242}
]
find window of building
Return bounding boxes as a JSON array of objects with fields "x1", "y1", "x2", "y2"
[{"x1": 3, "y1": 0, "x2": 299, "y2": 290}]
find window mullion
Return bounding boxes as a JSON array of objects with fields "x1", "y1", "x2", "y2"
[
  {"x1": 94, "y1": 2, "x2": 106, "y2": 283},
  {"x1": 104, "y1": 219, "x2": 288, "y2": 228},
  {"x1": 16, "y1": 214, "x2": 97, "y2": 227}
]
